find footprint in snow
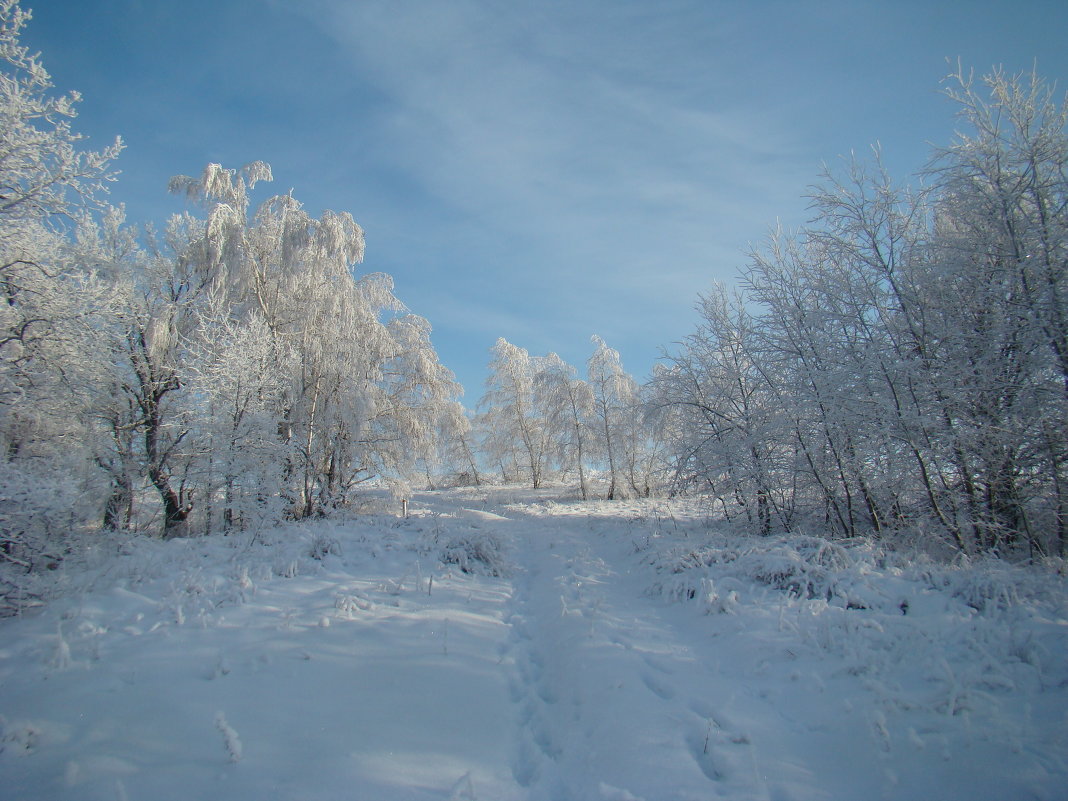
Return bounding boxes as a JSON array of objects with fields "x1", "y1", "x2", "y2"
[
  {"x1": 641, "y1": 671, "x2": 676, "y2": 701},
  {"x1": 641, "y1": 653, "x2": 673, "y2": 675},
  {"x1": 512, "y1": 734, "x2": 541, "y2": 787}
]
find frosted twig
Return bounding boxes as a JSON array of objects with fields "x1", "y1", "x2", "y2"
[{"x1": 214, "y1": 712, "x2": 242, "y2": 763}]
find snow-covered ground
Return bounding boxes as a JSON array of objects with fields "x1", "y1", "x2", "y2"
[{"x1": 1, "y1": 487, "x2": 1066, "y2": 800}]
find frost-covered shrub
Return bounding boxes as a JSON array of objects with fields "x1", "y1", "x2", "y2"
[
  {"x1": 306, "y1": 531, "x2": 341, "y2": 561},
  {"x1": 649, "y1": 535, "x2": 857, "y2": 603},
  {"x1": 214, "y1": 712, "x2": 242, "y2": 763},
  {"x1": 273, "y1": 559, "x2": 300, "y2": 579},
  {"x1": 717, "y1": 536, "x2": 857, "y2": 602},
  {"x1": 0, "y1": 461, "x2": 80, "y2": 615},
  {"x1": 645, "y1": 533, "x2": 913, "y2": 614},
  {"x1": 650, "y1": 573, "x2": 703, "y2": 602},
  {"x1": 448, "y1": 470, "x2": 480, "y2": 488},
  {"x1": 946, "y1": 568, "x2": 1021, "y2": 613},
  {"x1": 647, "y1": 544, "x2": 736, "y2": 601},
  {"x1": 0, "y1": 461, "x2": 76, "y2": 564},
  {"x1": 736, "y1": 544, "x2": 839, "y2": 601},
  {"x1": 699, "y1": 577, "x2": 739, "y2": 615},
  {"x1": 920, "y1": 557, "x2": 1065, "y2": 615},
  {"x1": 438, "y1": 531, "x2": 510, "y2": 576},
  {"x1": 0, "y1": 715, "x2": 41, "y2": 754},
  {"x1": 647, "y1": 545, "x2": 726, "y2": 573}
]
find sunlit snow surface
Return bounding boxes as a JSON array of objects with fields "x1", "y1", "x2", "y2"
[{"x1": 1, "y1": 487, "x2": 1066, "y2": 800}]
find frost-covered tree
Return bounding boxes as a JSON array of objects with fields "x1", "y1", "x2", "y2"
[
  {"x1": 536, "y1": 353, "x2": 594, "y2": 499},
  {"x1": 0, "y1": 0, "x2": 121, "y2": 578},
  {"x1": 79, "y1": 206, "x2": 224, "y2": 538},
  {"x1": 925, "y1": 66, "x2": 1068, "y2": 554},
  {"x1": 72, "y1": 159, "x2": 461, "y2": 537},
  {"x1": 657, "y1": 66, "x2": 1067, "y2": 556},
  {"x1": 165, "y1": 161, "x2": 460, "y2": 522},
  {"x1": 415, "y1": 401, "x2": 480, "y2": 488},
  {"x1": 479, "y1": 338, "x2": 551, "y2": 488},
  {"x1": 0, "y1": 0, "x2": 119, "y2": 450},
  {"x1": 186, "y1": 308, "x2": 293, "y2": 532},
  {"x1": 650, "y1": 286, "x2": 791, "y2": 530},
  {"x1": 477, "y1": 335, "x2": 655, "y2": 497},
  {"x1": 0, "y1": 2, "x2": 120, "y2": 222},
  {"x1": 619, "y1": 381, "x2": 667, "y2": 499},
  {"x1": 587, "y1": 336, "x2": 636, "y2": 499}
]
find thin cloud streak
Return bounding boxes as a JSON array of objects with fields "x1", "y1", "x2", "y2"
[
  {"x1": 306, "y1": 0, "x2": 808, "y2": 227},
  {"x1": 293, "y1": 0, "x2": 817, "y2": 388}
]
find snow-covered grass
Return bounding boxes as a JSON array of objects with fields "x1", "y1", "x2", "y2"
[
  {"x1": 1, "y1": 487, "x2": 1065, "y2": 800},
  {"x1": 643, "y1": 527, "x2": 1068, "y2": 796}
]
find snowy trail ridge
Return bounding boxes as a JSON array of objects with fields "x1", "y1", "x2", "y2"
[
  {"x1": 1, "y1": 487, "x2": 1066, "y2": 800},
  {"x1": 502, "y1": 503, "x2": 767, "y2": 800}
]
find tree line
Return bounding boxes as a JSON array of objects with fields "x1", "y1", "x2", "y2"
[
  {"x1": 473, "y1": 335, "x2": 664, "y2": 500},
  {"x1": 649, "y1": 67, "x2": 1067, "y2": 557}
]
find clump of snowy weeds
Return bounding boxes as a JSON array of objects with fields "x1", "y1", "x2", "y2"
[
  {"x1": 648, "y1": 531, "x2": 911, "y2": 612},
  {"x1": 645, "y1": 524, "x2": 1068, "y2": 726},
  {"x1": 417, "y1": 516, "x2": 512, "y2": 577},
  {"x1": 438, "y1": 531, "x2": 510, "y2": 576},
  {"x1": 649, "y1": 528, "x2": 1067, "y2": 620}
]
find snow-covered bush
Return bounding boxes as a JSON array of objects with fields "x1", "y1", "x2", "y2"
[
  {"x1": 699, "y1": 577, "x2": 739, "y2": 615},
  {"x1": 648, "y1": 533, "x2": 900, "y2": 611},
  {"x1": 435, "y1": 530, "x2": 510, "y2": 576},
  {"x1": 306, "y1": 531, "x2": 342, "y2": 561},
  {"x1": 917, "y1": 555, "x2": 1067, "y2": 616},
  {"x1": 732, "y1": 536, "x2": 853, "y2": 601},
  {"x1": 0, "y1": 461, "x2": 81, "y2": 615},
  {"x1": 646, "y1": 543, "x2": 731, "y2": 601}
]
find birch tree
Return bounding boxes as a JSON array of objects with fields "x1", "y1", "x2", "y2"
[
  {"x1": 587, "y1": 335, "x2": 637, "y2": 499},
  {"x1": 185, "y1": 309, "x2": 293, "y2": 532},
  {"x1": 480, "y1": 338, "x2": 549, "y2": 488},
  {"x1": 925, "y1": 66, "x2": 1068, "y2": 554},
  {"x1": 536, "y1": 353, "x2": 594, "y2": 499},
  {"x1": 0, "y1": 0, "x2": 120, "y2": 461},
  {"x1": 165, "y1": 161, "x2": 461, "y2": 519},
  {"x1": 650, "y1": 286, "x2": 789, "y2": 531}
]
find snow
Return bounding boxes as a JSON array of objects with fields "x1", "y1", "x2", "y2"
[{"x1": 1, "y1": 487, "x2": 1066, "y2": 800}]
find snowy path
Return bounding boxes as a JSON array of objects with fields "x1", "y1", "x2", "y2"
[
  {"x1": 1, "y1": 488, "x2": 1066, "y2": 800},
  {"x1": 498, "y1": 501, "x2": 768, "y2": 801},
  {"x1": 483, "y1": 494, "x2": 1068, "y2": 801}
]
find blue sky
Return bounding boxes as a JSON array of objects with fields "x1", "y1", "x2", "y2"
[{"x1": 23, "y1": 0, "x2": 1068, "y2": 399}]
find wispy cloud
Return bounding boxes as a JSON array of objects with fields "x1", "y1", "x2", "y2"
[
  {"x1": 307, "y1": 0, "x2": 808, "y2": 221},
  {"x1": 290, "y1": 0, "x2": 817, "y2": 374}
]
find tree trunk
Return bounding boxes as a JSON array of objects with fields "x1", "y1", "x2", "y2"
[
  {"x1": 144, "y1": 401, "x2": 190, "y2": 538},
  {"x1": 102, "y1": 474, "x2": 133, "y2": 531}
]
